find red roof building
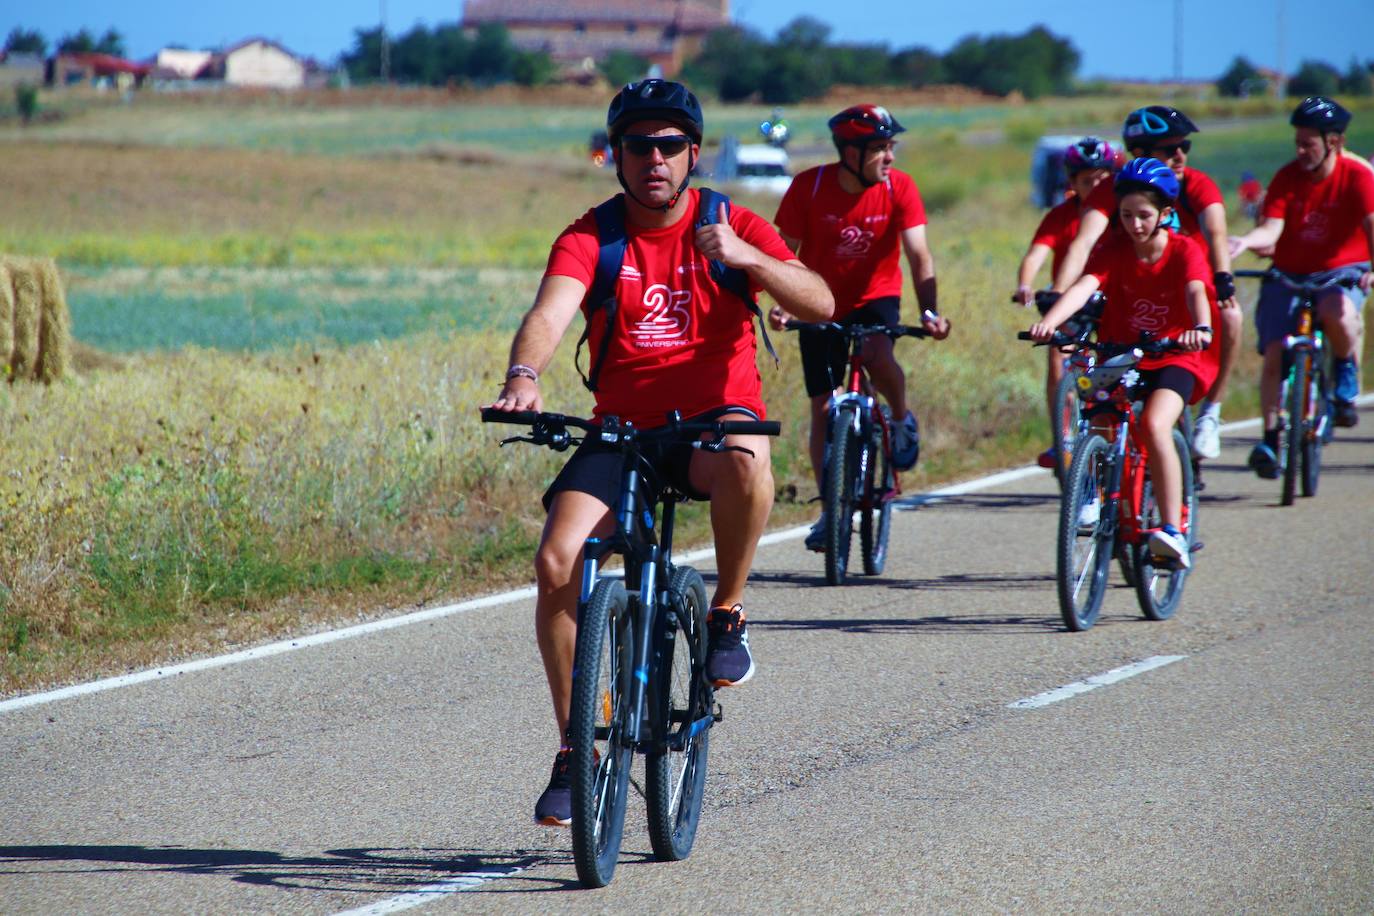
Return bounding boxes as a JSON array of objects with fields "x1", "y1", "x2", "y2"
[{"x1": 461, "y1": 0, "x2": 731, "y2": 78}]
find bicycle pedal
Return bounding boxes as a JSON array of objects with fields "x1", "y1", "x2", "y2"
[
  {"x1": 1190, "y1": 541, "x2": 1204, "y2": 553},
  {"x1": 712, "y1": 703, "x2": 724, "y2": 723}
]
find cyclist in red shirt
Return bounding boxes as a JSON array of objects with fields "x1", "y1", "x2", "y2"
[
  {"x1": 1031, "y1": 159, "x2": 1215, "y2": 565},
  {"x1": 1053, "y1": 106, "x2": 1238, "y2": 463},
  {"x1": 487, "y1": 79, "x2": 834, "y2": 826},
  {"x1": 1239, "y1": 171, "x2": 1263, "y2": 221},
  {"x1": 768, "y1": 104, "x2": 950, "y2": 551},
  {"x1": 1230, "y1": 96, "x2": 1374, "y2": 472},
  {"x1": 1013, "y1": 136, "x2": 1118, "y2": 468}
]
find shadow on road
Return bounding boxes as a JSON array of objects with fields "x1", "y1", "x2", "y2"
[{"x1": 0, "y1": 844, "x2": 585, "y2": 896}]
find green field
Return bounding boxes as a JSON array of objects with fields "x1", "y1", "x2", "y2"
[{"x1": 1, "y1": 88, "x2": 1371, "y2": 693}]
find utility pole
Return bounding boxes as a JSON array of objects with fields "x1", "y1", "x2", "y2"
[
  {"x1": 380, "y1": 0, "x2": 391, "y2": 81},
  {"x1": 1173, "y1": 0, "x2": 1183, "y2": 81},
  {"x1": 1275, "y1": 0, "x2": 1285, "y2": 97}
]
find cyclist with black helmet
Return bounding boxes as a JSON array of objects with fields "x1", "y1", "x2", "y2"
[
  {"x1": 488, "y1": 79, "x2": 834, "y2": 826},
  {"x1": 768, "y1": 103, "x2": 950, "y2": 552},
  {"x1": 1031, "y1": 159, "x2": 1216, "y2": 564},
  {"x1": 1053, "y1": 105, "x2": 1238, "y2": 463},
  {"x1": 1013, "y1": 136, "x2": 1118, "y2": 468},
  {"x1": 1230, "y1": 96, "x2": 1373, "y2": 467}
]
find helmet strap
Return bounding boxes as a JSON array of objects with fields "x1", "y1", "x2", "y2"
[{"x1": 839, "y1": 142, "x2": 879, "y2": 189}]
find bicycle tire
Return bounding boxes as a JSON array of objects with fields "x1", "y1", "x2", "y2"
[
  {"x1": 1281, "y1": 359, "x2": 1305, "y2": 507},
  {"x1": 569, "y1": 578, "x2": 634, "y2": 888},
  {"x1": 860, "y1": 407, "x2": 894, "y2": 575},
  {"x1": 1302, "y1": 363, "x2": 1325, "y2": 498},
  {"x1": 1134, "y1": 428, "x2": 1194, "y2": 621},
  {"x1": 824, "y1": 405, "x2": 860, "y2": 586},
  {"x1": 1057, "y1": 433, "x2": 1114, "y2": 631},
  {"x1": 1052, "y1": 370, "x2": 1082, "y2": 489},
  {"x1": 645, "y1": 566, "x2": 711, "y2": 862}
]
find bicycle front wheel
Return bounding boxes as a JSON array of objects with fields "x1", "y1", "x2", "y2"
[
  {"x1": 1134, "y1": 428, "x2": 1194, "y2": 621},
  {"x1": 1302, "y1": 363, "x2": 1326, "y2": 498},
  {"x1": 860, "y1": 407, "x2": 895, "y2": 576},
  {"x1": 645, "y1": 566, "x2": 711, "y2": 862},
  {"x1": 824, "y1": 405, "x2": 861, "y2": 586},
  {"x1": 1281, "y1": 358, "x2": 1306, "y2": 506},
  {"x1": 1057, "y1": 433, "x2": 1114, "y2": 631},
  {"x1": 1052, "y1": 370, "x2": 1082, "y2": 489},
  {"x1": 569, "y1": 578, "x2": 634, "y2": 888}
]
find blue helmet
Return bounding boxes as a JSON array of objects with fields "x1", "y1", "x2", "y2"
[
  {"x1": 1114, "y1": 157, "x2": 1180, "y2": 202},
  {"x1": 1122, "y1": 105, "x2": 1199, "y2": 145}
]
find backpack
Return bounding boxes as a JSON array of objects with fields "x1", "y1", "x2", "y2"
[{"x1": 575, "y1": 187, "x2": 779, "y2": 392}]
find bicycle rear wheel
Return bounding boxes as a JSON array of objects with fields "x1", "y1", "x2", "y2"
[
  {"x1": 1057, "y1": 434, "x2": 1114, "y2": 631},
  {"x1": 860, "y1": 407, "x2": 894, "y2": 576},
  {"x1": 645, "y1": 566, "x2": 711, "y2": 862},
  {"x1": 1302, "y1": 363, "x2": 1326, "y2": 498},
  {"x1": 569, "y1": 578, "x2": 634, "y2": 888},
  {"x1": 1052, "y1": 370, "x2": 1082, "y2": 489},
  {"x1": 824, "y1": 405, "x2": 860, "y2": 586},
  {"x1": 1280, "y1": 359, "x2": 1306, "y2": 506},
  {"x1": 1134, "y1": 428, "x2": 1194, "y2": 621}
]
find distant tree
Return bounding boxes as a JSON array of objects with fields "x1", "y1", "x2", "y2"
[
  {"x1": 57, "y1": 29, "x2": 97, "y2": 54},
  {"x1": 15, "y1": 83, "x2": 39, "y2": 125},
  {"x1": 341, "y1": 27, "x2": 385, "y2": 81},
  {"x1": 826, "y1": 42, "x2": 892, "y2": 87},
  {"x1": 467, "y1": 23, "x2": 515, "y2": 84},
  {"x1": 512, "y1": 49, "x2": 554, "y2": 86},
  {"x1": 1216, "y1": 56, "x2": 1268, "y2": 97},
  {"x1": 390, "y1": 25, "x2": 436, "y2": 83},
  {"x1": 1286, "y1": 59, "x2": 1340, "y2": 97},
  {"x1": 682, "y1": 26, "x2": 768, "y2": 102},
  {"x1": 890, "y1": 46, "x2": 946, "y2": 88},
  {"x1": 4, "y1": 27, "x2": 46, "y2": 55},
  {"x1": 94, "y1": 28, "x2": 125, "y2": 57},
  {"x1": 600, "y1": 50, "x2": 651, "y2": 88},
  {"x1": 944, "y1": 26, "x2": 1077, "y2": 98},
  {"x1": 1339, "y1": 58, "x2": 1372, "y2": 96},
  {"x1": 775, "y1": 16, "x2": 831, "y2": 50},
  {"x1": 430, "y1": 24, "x2": 471, "y2": 83}
]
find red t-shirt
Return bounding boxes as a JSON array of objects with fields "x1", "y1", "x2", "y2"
[
  {"x1": 544, "y1": 189, "x2": 796, "y2": 428},
  {"x1": 1263, "y1": 156, "x2": 1374, "y2": 274},
  {"x1": 1031, "y1": 197, "x2": 1082, "y2": 274},
  {"x1": 774, "y1": 165, "x2": 927, "y2": 319},
  {"x1": 1085, "y1": 232, "x2": 1219, "y2": 402}
]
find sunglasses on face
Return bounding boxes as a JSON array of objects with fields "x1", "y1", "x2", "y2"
[
  {"x1": 621, "y1": 134, "x2": 692, "y2": 158},
  {"x1": 1151, "y1": 139, "x2": 1192, "y2": 157}
]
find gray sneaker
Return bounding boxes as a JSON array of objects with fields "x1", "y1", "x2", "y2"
[
  {"x1": 804, "y1": 514, "x2": 827, "y2": 552},
  {"x1": 1192, "y1": 411, "x2": 1221, "y2": 460}
]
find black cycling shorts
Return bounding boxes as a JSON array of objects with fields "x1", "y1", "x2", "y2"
[
  {"x1": 1085, "y1": 364, "x2": 1195, "y2": 418},
  {"x1": 542, "y1": 405, "x2": 761, "y2": 512},
  {"x1": 799, "y1": 297, "x2": 901, "y2": 398}
]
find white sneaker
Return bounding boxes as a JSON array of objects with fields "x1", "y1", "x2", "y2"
[
  {"x1": 1192, "y1": 411, "x2": 1221, "y2": 460},
  {"x1": 1147, "y1": 526, "x2": 1192, "y2": 569},
  {"x1": 1076, "y1": 495, "x2": 1101, "y2": 531}
]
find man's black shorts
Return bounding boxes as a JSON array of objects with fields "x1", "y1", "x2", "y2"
[
  {"x1": 798, "y1": 297, "x2": 901, "y2": 398},
  {"x1": 542, "y1": 406, "x2": 761, "y2": 511}
]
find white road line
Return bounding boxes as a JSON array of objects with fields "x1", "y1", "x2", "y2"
[
  {"x1": 1008, "y1": 655, "x2": 1187, "y2": 710},
  {"x1": 330, "y1": 865, "x2": 527, "y2": 915}
]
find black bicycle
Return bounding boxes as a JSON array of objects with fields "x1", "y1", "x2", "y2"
[
  {"x1": 784, "y1": 320, "x2": 928, "y2": 585},
  {"x1": 1236, "y1": 268, "x2": 1356, "y2": 505},
  {"x1": 481, "y1": 407, "x2": 779, "y2": 888}
]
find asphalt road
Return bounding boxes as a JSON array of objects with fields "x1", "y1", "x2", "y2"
[{"x1": 2, "y1": 409, "x2": 1371, "y2": 914}]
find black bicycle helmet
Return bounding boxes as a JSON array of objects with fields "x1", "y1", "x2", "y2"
[
  {"x1": 1290, "y1": 96, "x2": 1352, "y2": 133},
  {"x1": 607, "y1": 79, "x2": 704, "y2": 145},
  {"x1": 1122, "y1": 105, "x2": 1200, "y2": 145}
]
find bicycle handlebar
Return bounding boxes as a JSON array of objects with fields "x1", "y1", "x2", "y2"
[
  {"x1": 1017, "y1": 331, "x2": 1194, "y2": 355},
  {"x1": 480, "y1": 407, "x2": 781, "y2": 443},
  {"x1": 1234, "y1": 268, "x2": 1359, "y2": 294},
  {"x1": 783, "y1": 319, "x2": 929, "y2": 339}
]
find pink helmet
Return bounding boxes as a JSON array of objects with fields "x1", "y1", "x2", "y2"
[{"x1": 1064, "y1": 136, "x2": 1117, "y2": 174}]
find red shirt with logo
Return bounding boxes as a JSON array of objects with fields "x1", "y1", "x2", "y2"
[
  {"x1": 773, "y1": 165, "x2": 926, "y2": 319},
  {"x1": 544, "y1": 189, "x2": 796, "y2": 428},
  {"x1": 1031, "y1": 197, "x2": 1085, "y2": 274},
  {"x1": 1085, "y1": 231, "x2": 1219, "y2": 401},
  {"x1": 1263, "y1": 156, "x2": 1374, "y2": 274}
]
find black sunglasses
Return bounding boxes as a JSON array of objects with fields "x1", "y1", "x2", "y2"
[
  {"x1": 621, "y1": 134, "x2": 692, "y2": 157},
  {"x1": 1150, "y1": 139, "x2": 1192, "y2": 156}
]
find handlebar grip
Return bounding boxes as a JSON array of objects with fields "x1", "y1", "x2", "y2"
[
  {"x1": 480, "y1": 407, "x2": 542, "y2": 425},
  {"x1": 1016, "y1": 331, "x2": 1034, "y2": 341},
  {"x1": 718, "y1": 420, "x2": 781, "y2": 437}
]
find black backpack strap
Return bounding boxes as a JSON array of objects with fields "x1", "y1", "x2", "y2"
[
  {"x1": 576, "y1": 195, "x2": 628, "y2": 392},
  {"x1": 696, "y1": 186, "x2": 780, "y2": 369}
]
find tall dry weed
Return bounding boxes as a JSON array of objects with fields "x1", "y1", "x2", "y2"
[
  {"x1": 0, "y1": 260, "x2": 14, "y2": 373},
  {"x1": 34, "y1": 257, "x2": 71, "y2": 383},
  {"x1": 8, "y1": 256, "x2": 41, "y2": 379}
]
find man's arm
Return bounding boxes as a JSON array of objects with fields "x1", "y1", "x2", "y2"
[
  {"x1": 1199, "y1": 202, "x2": 1238, "y2": 307},
  {"x1": 696, "y1": 205, "x2": 833, "y2": 322},
  {"x1": 1362, "y1": 212, "x2": 1374, "y2": 293},
  {"x1": 487, "y1": 274, "x2": 587, "y2": 413},
  {"x1": 900, "y1": 224, "x2": 949, "y2": 338},
  {"x1": 1051, "y1": 209, "x2": 1109, "y2": 291},
  {"x1": 1014, "y1": 242, "x2": 1053, "y2": 305},
  {"x1": 1228, "y1": 217, "x2": 1285, "y2": 259}
]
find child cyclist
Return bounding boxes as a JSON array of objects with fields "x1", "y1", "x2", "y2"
[
  {"x1": 1013, "y1": 136, "x2": 1118, "y2": 468},
  {"x1": 1029, "y1": 158, "x2": 1216, "y2": 566}
]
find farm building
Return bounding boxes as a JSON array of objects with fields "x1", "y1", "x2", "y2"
[
  {"x1": 50, "y1": 52, "x2": 151, "y2": 89},
  {"x1": 221, "y1": 38, "x2": 306, "y2": 90},
  {"x1": 0, "y1": 52, "x2": 45, "y2": 89},
  {"x1": 461, "y1": 0, "x2": 730, "y2": 78}
]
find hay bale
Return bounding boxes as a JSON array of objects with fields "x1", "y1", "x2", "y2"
[
  {"x1": 9, "y1": 256, "x2": 41, "y2": 380},
  {"x1": 0, "y1": 259, "x2": 14, "y2": 376},
  {"x1": 33, "y1": 257, "x2": 71, "y2": 383}
]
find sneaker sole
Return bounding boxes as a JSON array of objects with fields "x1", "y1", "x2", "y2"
[
  {"x1": 710, "y1": 659, "x2": 756, "y2": 688},
  {"x1": 535, "y1": 814, "x2": 571, "y2": 827}
]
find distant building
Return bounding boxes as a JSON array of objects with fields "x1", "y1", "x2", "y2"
[
  {"x1": 50, "y1": 53, "x2": 151, "y2": 89},
  {"x1": 0, "y1": 51, "x2": 45, "y2": 89},
  {"x1": 461, "y1": 0, "x2": 730, "y2": 79},
  {"x1": 221, "y1": 38, "x2": 306, "y2": 90},
  {"x1": 154, "y1": 48, "x2": 215, "y2": 80}
]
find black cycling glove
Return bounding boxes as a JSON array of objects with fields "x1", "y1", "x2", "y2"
[{"x1": 1213, "y1": 271, "x2": 1236, "y2": 301}]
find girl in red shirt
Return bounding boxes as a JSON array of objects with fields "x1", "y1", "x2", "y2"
[
  {"x1": 1013, "y1": 136, "x2": 1117, "y2": 468},
  {"x1": 1030, "y1": 158, "x2": 1214, "y2": 565}
]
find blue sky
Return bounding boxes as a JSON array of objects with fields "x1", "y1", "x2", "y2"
[{"x1": 9, "y1": 0, "x2": 1372, "y2": 82}]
